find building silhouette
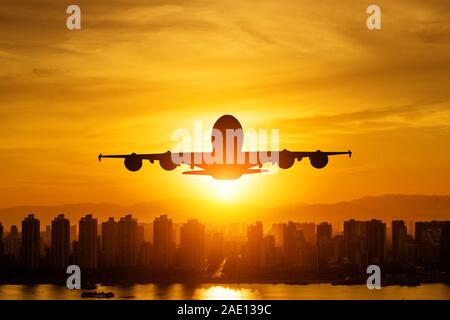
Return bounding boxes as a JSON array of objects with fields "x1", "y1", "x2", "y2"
[
  {"x1": 4, "y1": 225, "x2": 20, "y2": 261},
  {"x1": 282, "y1": 221, "x2": 298, "y2": 266},
  {"x1": 344, "y1": 219, "x2": 368, "y2": 268},
  {"x1": 415, "y1": 221, "x2": 441, "y2": 265},
  {"x1": 317, "y1": 222, "x2": 333, "y2": 268},
  {"x1": 179, "y1": 219, "x2": 206, "y2": 270},
  {"x1": 333, "y1": 234, "x2": 345, "y2": 260},
  {"x1": 0, "y1": 223, "x2": 3, "y2": 256},
  {"x1": 206, "y1": 231, "x2": 225, "y2": 268},
  {"x1": 153, "y1": 214, "x2": 175, "y2": 269},
  {"x1": 51, "y1": 214, "x2": 70, "y2": 269},
  {"x1": 101, "y1": 217, "x2": 118, "y2": 268},
  {"x1": 295, "y1": 223, "x2": 316, "y2": 245},
  {"x1": 118, "y1": 215, "x2": 138, "y2": 268},
  {"x1": 263, "y1": 234, "x2": 276, "y2": 266},
  {"x1": 21, "y1": 214, "x2": 40, "y2": 270},
  {"x1": 78, "y1": 214, "x2": 98, "y2": 269},
  {"x1": 392, "y1": 220, "x2": 408, "y2": 261},
  {"x1": 3, "y1": 212, "x2": 450, "y2": 280},
  {"x1": 440, "y1": 221, "x2": 450, "y2": 271},
  {"x1": 247, "y1": 221, "x2": 264, "y2": 267},
  {"x1": 366, "y1": 219, "x2": 386, "y2": 264}
]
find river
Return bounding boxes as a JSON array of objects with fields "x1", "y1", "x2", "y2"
[{"x1": 0, "y1": 283, "x2": 450, "y2": 300}]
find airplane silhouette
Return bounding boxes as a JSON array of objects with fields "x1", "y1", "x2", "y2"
[{"x1": 99, "y1": 114, "x2": 351, "y2": 180}]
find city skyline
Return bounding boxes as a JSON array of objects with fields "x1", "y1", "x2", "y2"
[{"x1": 1, "y1": 211, "x2": 450, "y2": 277}]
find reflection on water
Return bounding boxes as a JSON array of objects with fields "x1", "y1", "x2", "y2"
[
  {"x1": 193, "y1": 286, "x2": 257, "y2": 300},
  {"x1": 0, "y1": 283, "x2": 450, "y2": 300}
]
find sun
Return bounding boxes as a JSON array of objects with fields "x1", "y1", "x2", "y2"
[{"x1": 208, "y1": 179, "x2": 242, "y2": 201}]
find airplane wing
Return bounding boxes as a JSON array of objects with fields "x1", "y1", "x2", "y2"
[
  {"x1": 98, "y1": 151, "x2": 207, "y2": 172},
  {"x1": 98, "y1": 152, "x2": 165, "y2": 163},
  {"x1": 243, "y1": 149, "x2": 352, "y2": 169},
  {"x1": 99, "y1": 149, "x2": 351, "y2": 172},
  {"x1": 289, "y1": 150, "x2": 352, "y2": 159}
]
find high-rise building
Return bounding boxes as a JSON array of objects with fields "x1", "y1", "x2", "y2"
[
  {"x1": 21, "y1": 214, "x2": 40, "y2": 269},
  {"x1": 283, "y1": 221, "x2": 297, "y2": 265},
  {"x1": 317, "y1": 222, "x2": 333, "y2": 268},
  {"x1": 333, "y1": 235, "x2": 345, "y2": 260},
  {"x1": 263, "y1": 235, "x2": 277, "y2": 267},
  {"x1": 138, "y1": 241, "x2": 153, "y2": 267},
  {"x1": 440, "y1": 221, "x2": 450, "y2": 271},
  {"x1": 415, "y1": 221, "x2": 441, "y2": 265},
  {"x1": 101, "y1": 217, "x2": 118, "y2": 268},
  {"x1": 4, "y1": 225, "x2": 20, "y2": 261},
  {"x1": 118, "y1": 215, "x2": 138, "y2": 268},
  {"x1": 283, "y1": 221, "x2": 306, "y2": 266},
  {"x1": 207, "y1": 231, "x2": 225, "y2": 267},
  {"x1": 51, "y1": 214, "x2": 70, "y2": 269},
  {"x1": 270, "y1": 223, "x2": 284, "y2": 247},
  {"x1": 0, "y1": 222, "x2": 3, "y2": 256},
  {"x1": 179, "y1": 219, "x2": 206, "y2": 270},
  {"x1": 344, "y1": 219, "x2": 368, "y2": 268},
  {"x1": 78, "y1": 214, "x2": 98, "y2": 269},
  {"x1": 153, "y1": 214, "x2": 174, "y2": 269},
  {"x1": 247, "y1": 222, "x2": 264, "y2": 267},
  {"x1": 365, "y1": 219, "x2": 386, "y2": 264},
  {"x1": 295, "y1": 223, "x2": 316, "y2": 244},
  {"x1": 392, "y1": 220, "x2": 408, "y2": 262}
]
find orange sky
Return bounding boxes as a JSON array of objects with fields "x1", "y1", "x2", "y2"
[{"x1": 1, "y1": 0, "x2": 450, "y2": 208}]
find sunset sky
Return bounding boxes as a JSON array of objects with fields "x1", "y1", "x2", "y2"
[{"x1": 1, "y1": 0, "x2": 450, "y2": 208}]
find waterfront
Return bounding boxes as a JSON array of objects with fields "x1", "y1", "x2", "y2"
[{"x1": 0, "y1": 283, "x2": 450, "y2": 300}]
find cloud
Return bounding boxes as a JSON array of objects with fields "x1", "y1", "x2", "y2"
[{"x1": 272, "y1": 100, "x2": 450, "y2": 136}]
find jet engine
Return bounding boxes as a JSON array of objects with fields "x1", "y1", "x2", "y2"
[
  {"x1": 124, "y1": 153, "x2": 142, "y2": 172},
  {"x1": 310, "y1": 151, "x2": 329, "y2": 169},
  {"x1": 160, "y1": 152, "x2": 178, "y2": 171},
  {"x1": 278, "y1": 150, "x2": 295, "y2": 169}
]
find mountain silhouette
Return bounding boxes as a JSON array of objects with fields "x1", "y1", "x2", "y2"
[{"x1": 1, "y1": 194, "x2": 450, "y2": 228}]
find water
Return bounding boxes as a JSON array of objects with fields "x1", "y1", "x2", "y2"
[{"x1": 0, "y1": 283, "x2": 450, "y2": 300}]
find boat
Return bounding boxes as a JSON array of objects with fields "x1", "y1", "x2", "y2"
[{"x1": 81, "y1": 291, "x2": 115, "y2": 298}]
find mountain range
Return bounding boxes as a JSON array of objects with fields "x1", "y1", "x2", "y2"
[{"x1": 1, "y1": 194, "x2": 450, "y2": 228}]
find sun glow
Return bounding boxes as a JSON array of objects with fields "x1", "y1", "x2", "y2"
[
  {"x1": 193, "y1": 286, "x2": 256, "y2": 300},
  {"x1": 210, "y1": 179, "x2": 241, "y2": 200}
]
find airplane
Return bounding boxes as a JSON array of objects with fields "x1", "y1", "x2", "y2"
[{"x1": 99, "y1": 114, "x2": 352, "y2": 180}]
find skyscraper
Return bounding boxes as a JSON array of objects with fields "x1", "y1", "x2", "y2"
[
  {"x1": 247, "y1": 221, "x2": 264, "y2": 267},
  {"x1": 153, "y1": 214, "x2": 174, "y2": 269},
  {"x1": 415, "y1": 221, "x2": 441, "y2": 265},
  {"x1": 179, "y1": 219, "x2": 206, "y2": 270},
  {"x1": 344, "y1": 219, "x2": 368, "y2": 268},
  {"x1": 4, "y1": 225, "x2": 20, "y2": 261},
  {"x1": 0, "y1": 222, "x2": 3, "y2": 256},
  {"x1": 295, "y1": 223, "x2": 316, "y2": 245},
  {"x1": 263, "y1": 235, "x2": 277, "y2": 267},
  {"x1": 207, "y1": 231, "x2": 225, "y2": 267},
  {"x1": 101, "y1": 217, "x2": 118, "y2": 268},
  {"x1": 21, "y1": 214, "x2": 40, "y2": 270},
  {"x1": 440, "y1": 221, "x2": 450, "y2": 271},
  {"x1": 392, "y1": 220, "x2": 408, "y2": 262},
  {"x1": 365, "y1": 219, "x2": 386, "y2": 264},
  {"x1": 78, "y1": 214, "x2": 98, "y2": 269},
  {"x1": 118, "y1": 215, "x2": 138, "y2": 268},
  {"x1": 51, "y1": 214, "x2": 70, "y2": 269},
  {"x1": 283, "y1": 221, "x2": 305, "y2": 266},
  {"x1": 317, "y1": 222, "x2": 333, "y2": 268}
]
